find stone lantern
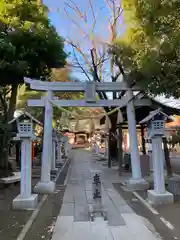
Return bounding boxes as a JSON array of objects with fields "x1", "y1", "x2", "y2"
[
  {"x1": 140, "y1": 108, "x2": 174, "y2": 205},
  {"x1": 17, "y1": 119, "x2": 33, "y2": 137},
  {"x1": 10, "y1": 113, "x2": 39, "y2": 210}
]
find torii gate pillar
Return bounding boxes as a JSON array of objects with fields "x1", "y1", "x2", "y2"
[
  {"x1": 126, "y1": 89, "x2": 149, "y2": 190},
  {"x1": 34, "y1": 90, "x2": 55, "y2": 194}
]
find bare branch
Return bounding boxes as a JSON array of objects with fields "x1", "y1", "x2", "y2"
[
  {"x1": 65, "y1": 0, "x2": 99, "y2": 50},
  {"x1": 97, "y1": 56, "x2": 109, "y2": 67},
  {"x1": 90, "y1": 49, "x2": 110, "y2": 112},
  {"x1": 91, "y1": 48, "x2": 99, "y2": 82},
  {"x1": 66, "y1": 38, "x2": 91, "y2": 68},
  {"x1": 64, "y1": 0, "x2": 125, "y2": 89},
  {"x1": 65, "y1": 0, "x2": 86, "y2": 21},
  {"x1": 72, "y1": 47, "x2": 92, "y2": 81},
  {"x1": 88, "y1": 0, "x2": 96, "y2": 29},
  {"x1": 105, "y1": 0, "x2": 113, "y2": 10},
  {"x1": 64, "y1": 8, "x2": 88, "y2": 38},
  {"x1": 114, "y1": 71, "x2": 121, "y2": 81}
]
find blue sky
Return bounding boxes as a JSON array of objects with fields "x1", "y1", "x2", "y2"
[
  {"x1": 44, "y1": 0, "x2": 114, "y2": 38},
  {"x1": 43, "y1": 0, "x2": 125, "y2": 81}
]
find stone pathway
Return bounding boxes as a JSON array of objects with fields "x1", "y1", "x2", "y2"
[{"x1": 51, "y1": 149, "x2": 161, "y2": 240}]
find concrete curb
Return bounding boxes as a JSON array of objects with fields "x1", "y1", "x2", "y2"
[{"x1": 54, "y1": 157, "x2": 71, "y2": 183}]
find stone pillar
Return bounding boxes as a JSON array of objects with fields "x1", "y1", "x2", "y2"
[
  {"x1": 51, "y1": 137, "x2": 58, "y2": 174},
  {"x1": 34, "y1": 90, "x2": 55, "y2": 193},
  {"x1": 57, "y1": 138, "x2": 62, "y2": 166},
  {"x1": 13, "y1": 138, "x2": 38, "y2": 209},
  {"x1": 126, "y1": 89, "x2": 149, "y2": 190},
  {"x1": 153, "y1": 137, "x2": 165, "y2": 193},
  {"x1": 91, "y1": 170, "x2": 103, "y2": 215},
  {"x1": 148, "y1": 136, "x2": 173, "y2": 205},
  {"x1": 148, "y1": 150, "x2": 153, "y2": 172}
]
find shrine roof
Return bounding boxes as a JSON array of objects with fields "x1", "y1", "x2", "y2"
[
  {"x1": 153, "y1": 95, "x2": 180, "y2": 110},
  {"x1": 134, "y1": 92, "x2": 180, "y2": 113},
  {"x1": 109, "y1": 93, "x2": 180, "y2": 124}
]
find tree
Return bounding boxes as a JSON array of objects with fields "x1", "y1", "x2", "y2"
[
  {"x1": 63, "y1": 0, "x2": 124, "y2": 170},
  {"x1": 112, "y1": 0, "x2": 180, "y2": 97},
  {"x1": 0, "y1": 0, "x2": 67, "y2": 176},
  {"x1": 111, "y1": 0, "x2": 180, "y2": 176},
  {"x1": 52, "y1": 66, "x2": 83, "y2": 100}
]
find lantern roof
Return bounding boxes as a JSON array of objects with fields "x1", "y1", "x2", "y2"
[
  {"x1": 139, "y1": 108, "x2": 175, "y2": 125},
  {"x1": 8, "y1": 111, "x2": 43, "y2": 126}
]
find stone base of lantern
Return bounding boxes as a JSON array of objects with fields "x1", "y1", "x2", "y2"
[
  {"x1": 148, "y1": 190, "x2": 174, "y2": 205},
  {"x1": 34, "y1": 180, "x2": 55, "y2": 194},
  {"x1": 126, "y1": 178, "x2": 149, "y2": 191},
  {"x1": 13, "y1": 194, "x2": 38, "y2": 210}
]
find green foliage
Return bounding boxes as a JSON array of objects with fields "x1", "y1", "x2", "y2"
[
  {"x1": 112, "y1": 0, "x2": 180, "y2": 97},
  {"x1": 0, "y1": 0, "x2": 67, "y2": 172},
  {"x1": 0, "y1": 0, "x2": 67, "y2": 85},
  {"x1": 16, "y1": 84, "x2": 45, "y2": 110}
]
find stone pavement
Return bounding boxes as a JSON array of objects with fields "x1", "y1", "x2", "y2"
[{"x1": 51, "y1": 149, "x2": 161, "y2": 240}]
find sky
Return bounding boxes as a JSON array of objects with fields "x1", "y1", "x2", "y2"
[
  {"x1": 43, "y1": 0, "x2": 119, "y2": 41},
  {"x1": 43, "y1": 0, "x2": 125, "y2": 81}
]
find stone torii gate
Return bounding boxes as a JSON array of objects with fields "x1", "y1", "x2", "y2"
[{"x1": 25, "y1": 78, "x2": 150, "y2": 193}]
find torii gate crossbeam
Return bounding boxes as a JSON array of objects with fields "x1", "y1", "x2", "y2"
[
  {"x1": 25, "y1": 77, "x2": 149, "y2": 194},
  {"x1": 24, "y1": 77, "x2": 140, "y2": 92},
  {"x1": 28, "y1": 98, "x2": 152, "y2": 107}
]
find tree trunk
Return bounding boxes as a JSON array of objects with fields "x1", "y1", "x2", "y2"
[
  {"x1": 118, "y1": 124, "x2": 123, "y2": 175},
  {"x1": 140, "y1": 125, "x2": 146, "y2": 155},
  {"x1": 2, "y1": 121, "x2": 9, "y2": 176},
  {"x1": 8, "y1": 84, "x2": 18, "y2": 121},
  {"x1": 108, "y1": 113, "x2": 118, "y2": 167},
  {"x1": 163, "y1": 137, "x2": 172, "y2": 177},
  {"x1": 1, "y1": 84, "x2": 18, "y2": 176}
]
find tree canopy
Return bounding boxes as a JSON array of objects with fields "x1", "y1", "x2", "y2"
[
  {"x1": 0, "y1": 0, "x2": 67, "y2": 85},
  {"x1": 0, "y1": 0, "x2": 67, "y2": 174},
  {"x1": 112, "y1": 0, "x2": 180, "y2": 97}
]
